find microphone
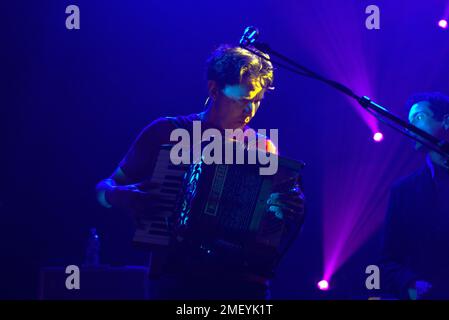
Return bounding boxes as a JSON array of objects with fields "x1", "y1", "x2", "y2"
[{"x1": 239, "y1": 26, "x2": 259, "y2": 47}]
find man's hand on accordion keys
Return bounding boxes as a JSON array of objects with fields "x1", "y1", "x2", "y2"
[
  {"x1": 105, "y1": 180, "x2": 163, "y2": 220},
  {"x1": 266, "y1": 186, "x2": 305, "y2": 225}
]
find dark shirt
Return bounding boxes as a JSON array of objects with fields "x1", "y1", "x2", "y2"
[
  {"x1": 380, "y1": 159, "x2": 449, "y2": 299},
  {"x1": 118, "y1": 113, "x2": 275, "y2": 299},
  {"x1": 119, "y1": 113, "x2": 275, "y2": 181}
]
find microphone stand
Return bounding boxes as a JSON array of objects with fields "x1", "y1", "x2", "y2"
[{"x1": 242, "y1": 40, "x2": 449, "y2": 170}]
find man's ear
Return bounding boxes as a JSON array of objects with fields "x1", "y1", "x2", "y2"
[{"x1": 207, "y1": 80, "x2": 219, "y2": 100}]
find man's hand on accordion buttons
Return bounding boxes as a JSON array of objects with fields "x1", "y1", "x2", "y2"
[
  {"x1": 266, "y1": 187, "x2": 305, "y2": 224},
  {"x1": 106, "y1": 180, "x2": 161, "y2": 220}
]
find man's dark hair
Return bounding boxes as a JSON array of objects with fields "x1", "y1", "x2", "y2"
[
  {"x1": 206, "y1": 44, "x2": 274, "y2": 91},
  {"x1": 405, "y1": 92, "x2": 449, "y2": 120}
]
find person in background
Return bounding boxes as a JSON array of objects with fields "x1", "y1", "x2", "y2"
[
  {"x1": 380, "y1": 92, "x2": 449, "y2": 300},
  {"x1": 96, "y1": 44, "x2": 306, "y2": 299}
]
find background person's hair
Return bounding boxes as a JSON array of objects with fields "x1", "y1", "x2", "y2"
[
  {"x1": 405, "y1": 92, "x2": 449, "y2": 121},
  {"x1": 206, "y1": 44, "x2": 274, "y2": 91}
]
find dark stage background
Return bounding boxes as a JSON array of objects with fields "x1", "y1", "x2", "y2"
[{"x1": 2, "y1": 0, "x2": 449, "y2": 299}]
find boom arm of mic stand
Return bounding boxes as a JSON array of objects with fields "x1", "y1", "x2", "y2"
[
  {"x1": 251, "y1": 42, "x2": 360, "y2": 99},
  {"x1": 358, "y1": 96, "x2": 449, "y2": 157},
  {"x1": 243, "y1": 41, "x2": 449, "y2": 164}
]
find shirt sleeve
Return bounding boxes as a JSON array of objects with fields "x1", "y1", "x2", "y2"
[{"x1": 118, "y1": 117, "x2": 175, "y2": 183}]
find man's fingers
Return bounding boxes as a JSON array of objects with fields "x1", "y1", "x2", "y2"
[
  {"x1": 267, "y1": 205, "x2": 305, "y2": 225},
  {"x1": 134, "y1": 189, "x2": 172, "y2": 202},
  {"x1": 134, "y1": 180, "x2": 161, "y2": 191},
  {"x1": 267, "y1": 205, "x2": 286, "y2": 220},
  {"x1": 270, "y1": 192, "x2": 305, "y2": 203},
  {"x1": 267, "y1": 196, "x2": 304, "y2": 209},
  {"x1": 267, "y1": 192, "x2": 306, "y2": 222}
]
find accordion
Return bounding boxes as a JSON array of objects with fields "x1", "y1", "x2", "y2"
[{"x1": 133, "y1": 144, "x2": 305, "y2": 276}]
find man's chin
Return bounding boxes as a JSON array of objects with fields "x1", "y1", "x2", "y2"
[{"x1": 236, "y1": 120, "x2": 248, "y2": 129}]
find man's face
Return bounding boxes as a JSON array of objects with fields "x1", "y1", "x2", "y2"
[
  {"x1": 408, "y1": 101, "x2": 446, "y2": 150},
  {"x1": 213, "y1": 77, "x2": 266, "y2": 129}
]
